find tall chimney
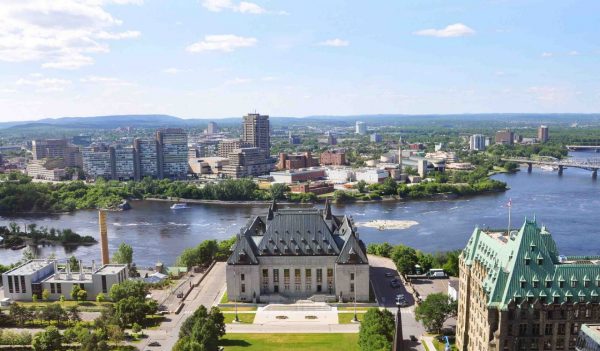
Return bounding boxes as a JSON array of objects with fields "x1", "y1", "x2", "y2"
[
  {"x1": 79, "y1": 260, "x2": 85, "y2": 280},
  {"x1": 99, "y1": 210, "x2": 110, "y2": 265}
]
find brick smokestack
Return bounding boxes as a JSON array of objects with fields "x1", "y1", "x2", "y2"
[{"x1": 99, "y1": 210, "x2": 109, "y2": 265}]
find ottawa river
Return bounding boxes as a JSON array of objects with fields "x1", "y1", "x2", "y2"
[{"x1": 1, "y1": 152, "x2": 599, "y2": 267}]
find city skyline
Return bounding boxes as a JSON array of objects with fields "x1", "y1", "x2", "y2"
[{"x1": 1, "y1": 1, "x2": 600, "y2": 121}]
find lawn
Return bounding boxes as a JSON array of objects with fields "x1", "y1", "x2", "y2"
[
  {"x1": 220, "y1": 333, "x2": 359, "y2": 351},
  {"x1": 13, "y1": 301, "x2": 110, "y2": 312},
  {"x1": 223, "y1": 312, "x2": 256, "y2": 324},
  {"x1": 338, "y1": 312, "x2": 365, "y2": 324},
  {"x1": 219, "y1": 306, "x2": 257, "y2": 312},
  {"x1": 432, "y1": 337, "x2": 458, "y2": 351},
  {"x1": 336, "y1": 306, "x2": 373, "y2": 312}
]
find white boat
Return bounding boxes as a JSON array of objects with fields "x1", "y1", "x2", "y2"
[
  {"x1": 170, "y1": 203, "x2": 189, "y2": 210},
  {"x1": 540, "y1": 165, "x2": 556, "y2": 172}
]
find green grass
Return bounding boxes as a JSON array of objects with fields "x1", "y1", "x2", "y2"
[
  {"x1": 219, "y1": 333, "x2": 359, "y2": 351},
  {"x1": 336, "y1": 306, "x2": 373, "y2": 311},
  {"x1": 220, "y1": 291, "x2": 229, "y2": 303},
  {"x1": 223, "y1": 312, "x2": 256, "y2": 324},
  {"x1": 338, "y1": 312, "x2": 365, "y2": 324},
  {"x1": 14, "y1": 300, "x2": 110, "y2": 312},
  {"x1": 432, "y1": 338, "x2": 458, "y2": 351}
]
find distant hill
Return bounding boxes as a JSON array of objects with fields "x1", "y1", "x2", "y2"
[{"x1": 1, "y1": 113, "x2": 600, "y2": 131}]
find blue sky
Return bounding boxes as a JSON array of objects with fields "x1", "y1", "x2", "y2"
[{"x1": 0, "y1": 0, "x2": 599, "y2": 121}]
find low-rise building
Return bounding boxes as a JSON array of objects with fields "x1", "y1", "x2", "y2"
[
  {"x1": 26, "y1": 159, "x2": 67, "y2": 181},
  {"x1": 2, "y1": 259, "x2": 128, "y2": 301},
  {"x1": 576, "y1": 324, "x2": 600, "y2": 351},
  {"x1": 226, "y1": 201, "x2": 369, "y2": 303},
  {"x1": 355, "y1": 168, "x2": 388, "y2": 184},
  {"x1": 277, "y1": 152, "x2": 318, "y2": 170},
  {"x1": 270, "y1": 168, "x2": 326, "y2": 184},
  {"x1": 325, "y1": 167, "x2": 355, "y2": 184},
  {"x1": 289, "y1": 182, "x2": 334, "y2": 195},
  {"x1": 222, "y1": 147, "x2": 272, "y2": 178},
  {"x1": 320, "y1": 150, "x2": 346, "y2": 166}
]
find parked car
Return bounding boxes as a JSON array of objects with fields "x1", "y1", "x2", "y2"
[
  {"x1": 148, "y1": 341, "x2": 161, "y2": 347},
  {"x1": 410, "y1": 335, "x2": 418, "y2": 342},
  {"x1": 427, "y1": 269, "x2": 448, "y2": 279}
]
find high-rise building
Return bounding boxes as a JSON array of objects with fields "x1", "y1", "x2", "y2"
[
  {"x1": 110, "y1": 146, "x2": 135, "y2": 181},
  {"x1": 31, "y1": 139, "x2": 81, "y2": 167},
  {"x1": 221, "y1": 147, "x2": 272, "y2": 178},
  {"x1": 242, "y1": 113, "x2": 270, "y2": 158},
  {"x1": 207, "y1": 121, "x2": 219, "y2": 134},
  {"x1": 538, "y1": 125, "x2": 549, "y2": 143},
  {"x1": 370, "y1": 133, "x2": 382, "y2": 143},
  {"x1": 456, "y1": 219, "x2": 600, "y2": 351},
  {"x1": 133, "y1": 138, "x2": 158, "y2": 180},
  {"x1": 156, "y1": 128, "x2": 188, "y2": 179},
  {"x1": 469, "y1": 134, "x2": 487, "y2": 151},
  {"x1": 356, "y1": 121, "x2": 366, "y2": 135},
  {"x1": 218, "y1": 139, "x2": 247, "y2": 158},
  {"x1": 82, "y1": 145, "x2": 112, "y2": 180},
  {"x1": 495, "y1": 129, "x2": 514, "y2": 145}
]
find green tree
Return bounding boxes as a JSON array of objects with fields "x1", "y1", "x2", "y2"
[
  {"x1": 109, "y1": 280, "x2": 148, "y2": 302},
  {"x1": 132, "y1": 322, "x2": 142, "y2": 335},
  {"x1": 77, "y1": 289, "x2": 88, "y2": 301},
  {"x1": 69, "y1": 255, "x2": 80, "y2": 271},
  {"x1": 41, "y1": 289, "x2": 50, "y2": 301},
  {"x1": 70, "y1": 285, "x2": 81, "y2": 301},
  {"x1": 112, "y1": 242, "x2": 134, "y2": 266},
  {"x1": 269, "y1": 183, "x2": 288, "y2": 200},
  {"x1": 96, "y1": 292, "x2": 106, "y2": 303},
  {"x1": 32, "y1": 326, "x2": 63, "y2": 351},
  {"x1": 114, "y1": 296, "x2": 149, "y2": 327},
  {"x1": 176, "y1": 306, "x2": 225, "y2": 351},
  {"x1": 356, "y1": 180, "x2": 367, "y2": 193},
  {"x1": 391, "y1": 245, "x2": 419, "y2": 275},
  {"x1": 415, "y1": 293, "x2": 458, "y2": 334},
  {"x1": 358, "y1": 308, "x2": 395, "y2": 351}
]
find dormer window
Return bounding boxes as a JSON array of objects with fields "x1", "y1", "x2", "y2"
[
  {"x1": 571, "y1": 277, "x2": 578, "y2": 288},
  {"x1": 525, "y1": 258, "x2": 530, "y2": 265}
]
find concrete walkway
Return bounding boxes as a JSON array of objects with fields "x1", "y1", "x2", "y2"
[{"x1": 422, "y1": 336, "x2": 437, "y2": 351}]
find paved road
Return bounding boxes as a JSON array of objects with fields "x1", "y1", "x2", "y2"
[
  {"x1": 368, "y1": 255, "x2": 425, "y2": 351},
  {"x1": 139, "y1": 262, "x2": 227, "y2": 351}
]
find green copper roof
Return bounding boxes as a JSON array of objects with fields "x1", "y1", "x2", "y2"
[{"x1": 462, "y1": 219, "x2": 600, "y2": 310}]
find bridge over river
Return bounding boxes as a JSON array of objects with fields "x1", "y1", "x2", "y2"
[{"x1": 502, "y1": 157, "x2": 600, "y2": 178}]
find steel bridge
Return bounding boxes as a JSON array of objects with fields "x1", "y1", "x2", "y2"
[{"x1": 502, "y1": 157, "x2": 600, "y2": 178}]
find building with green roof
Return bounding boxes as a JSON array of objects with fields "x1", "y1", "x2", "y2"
[{"x1": 456, "y1": 219, "x2": 600, "y2": 351}]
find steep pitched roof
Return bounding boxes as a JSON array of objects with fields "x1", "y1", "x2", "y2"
[
  {"x1": 336, "y1": 232, "x2": 368, "y2": 264},
  {"x1": 227, "y1": 233, "x2": 259, "y2": 265}
]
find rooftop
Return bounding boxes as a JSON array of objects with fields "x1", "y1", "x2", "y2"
[
  {"x1": 581, "y1": 324, "x2": 600, "y2": 345},
  {"x1": 4, "y1": 259, "x2": 53, "y2": 276},
  {"x1": 95, "y1": 264, "x2": 127, "y2": 275},
  {"x1": 43, "y1": 272, "x2": 93, "y2": 284}
]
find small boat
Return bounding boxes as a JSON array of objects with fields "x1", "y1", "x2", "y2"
[
  {"x1": 540, "y1": 165, "x2": 556, "y2": 172},
  {"x1": 170, "y1": 203, "x2": 189, "y2": 210}
]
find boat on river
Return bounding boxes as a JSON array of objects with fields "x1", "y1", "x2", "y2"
[{"x1": 170, "y1": 203, "x2": 189, "y2": 210}]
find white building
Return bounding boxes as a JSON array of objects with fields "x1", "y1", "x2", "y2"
[
  {"x1": 355, "y1": 121, "x2": 366, "y2": 135},
  {"x1": 226, "y1": 201, "x2": 369, "y2": 303},
  {"x1": 2, "y1": 259, "x2": 128, "y2": 301},
  {"x1": 355, "y1": 168, "x2": 388, "y2": 184},
  {"x1": 325, "y1": 167, "x2": 355, "y2": 184},
  {"x1": 469, "y1": 134, "x2": 486, "y2": 151}
]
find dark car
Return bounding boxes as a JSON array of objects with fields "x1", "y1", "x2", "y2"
[
  {"x1": 410, "y1": 335, "x2": 418, "y2": 342},
  {"x1": 148, "y1": 341, "x2": 161, "y2": 347}
]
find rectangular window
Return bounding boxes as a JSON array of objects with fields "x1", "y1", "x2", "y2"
[
  {"x1": 50, "y1": 283, "x2": 55, "y2": 294},
  {"x1": 262, "y1": 269, "x2": 268, "y2": 279},
  {"x1": 284, "y1": 269, "x2": 290, "y2": 291},
  {"x1": 559, "y1": 281, "x2": 564, "y2": 288},
  {"x1": 101, "y1": 276, "x2": 107, "y2": 293},
  {"x1": 532, "y1": 281, "x2": 539, "y2": 288},
  {"x1": 241, "y1": 273, "x2": 245, "y2": 281},
  {"x1": 350, "y1": 273, "x2": 355, "y2": 281},
  {"x1": 316, "y1": 269, "x2": 322, "y2": 283},
  {"x1": 305, "y1": 269, "x2": 311, "y2": 280},
  {"x1": 584, "y1": 280, "x2": 590, "y2": 288},
  {"x1": 519, "y1": 323, "x2": 527, "y2": 336},
  {"x1": 546, "y1": 281, "x2": 552, "y2": 288},
  {"x1": 56, "y1": 283, "x2": 62, "y2": 294},
  {"x1": 558, "y1": 324, "x2": 565, "y2": 335},
  {"x1": 273, "y1": 269, "x2": 279, "y2": 283},
  {"x1": 544, "y1": 324, "x2": 553, "y2": 336},
  {"x1": 532, "y1": 324, "x2": 540, "y2": 335},
  {"x1": 241, "y1": 284, "x2": 245, "y2": 293},
  {"x1": 350, "y1": 283, "x2": 355, "y2": 293},
  {"x1": 8, "y1": 276, "x2": 13, "y2": 293},
  {"x1": 20, "y1": 276, "x2": 26, "y2": 294},
  {"x1": 571, "y1": 281, "x2": 577, "y2": 288},
  {"x1": 15, "y1": 277, "x2": 20, "y2": 293}
]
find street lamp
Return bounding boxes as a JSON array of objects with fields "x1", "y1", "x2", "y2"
[
  {"x1": 352, "y1": 266, "x2": 358, "y2": 323},
  {"x1": 234, "y1": 271, "x2": 239, "y2": 322}
]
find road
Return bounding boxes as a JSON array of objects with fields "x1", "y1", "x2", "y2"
[
  {"x1": 368, "y1": 255, "x2": 426, "y2": 351},
  {"x1": 139, "y1": 262, "x2": 227, "y2": 351}
]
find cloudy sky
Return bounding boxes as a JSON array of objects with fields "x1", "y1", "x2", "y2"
[{"x1": 0, "y1": 0, "x2": 599, "y2": 121}]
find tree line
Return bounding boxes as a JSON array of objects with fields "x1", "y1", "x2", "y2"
[
  {"x1": 0, "y1": 222, "x2": 96, "y2": 248},
  {"x1": 367, "y1": 242, "x2": 460, "y2": 277}
]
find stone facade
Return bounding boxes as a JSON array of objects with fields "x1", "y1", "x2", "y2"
[
  {"x1": 456, "y1": 220, "x2": 600, "y2": 351},
  {"x1": 226, "y1": 201, "x2": 369, "y2": 303}
]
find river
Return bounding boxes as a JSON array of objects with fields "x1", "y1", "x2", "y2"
[{"x1": 1, "y1": 152, "x2": 599, "y2": 267}]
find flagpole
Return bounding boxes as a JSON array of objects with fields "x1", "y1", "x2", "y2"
[{"x1": 507, "y1": 199, "x2": 512, "y2": 235}]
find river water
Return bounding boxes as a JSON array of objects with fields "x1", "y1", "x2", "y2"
[{"x1": 1, "y1": 152, "x2": 599, "y2": 267}]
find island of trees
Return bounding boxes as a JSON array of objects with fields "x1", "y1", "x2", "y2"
[{"x1": 0, "y1": 223, "x2": 96, "y2": 249}]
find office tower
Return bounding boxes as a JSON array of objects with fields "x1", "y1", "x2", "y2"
[
  {"x1": 221, "y1": 147, "x2": 272, "y2": 178},
  {"x1": 133, "y1": 138, "x2": 158, "y2": 180},
  {"x1": 538, "y1": 125, "x2": 549, "y2": 143},
  {"x1": 355, "y1": 121, "x2": 366, "y2": 135},
  {"x1": 207, "y1": 121, "x2": 219, "y2": 134},
  {"x1": 218, "y1": 139, "x2": 247, "y2": 158},
  {"x1": 242, "y1": 113, "x2": 270, "y2": 158},
  {"x1": 109, "y1": 146, "x2": 135, "y2": 181},
  {"x1": 82, "y1": 145, "x2": 112, "y2": 180},
  {"x1": 495, "y1": 129, "x2": 515, "y2": 145},
  {"x1": 370, "y1": 133, "x2": 382, "y2": 143},
  {"x1": 469, "y1": 134, "x2": 487, "y2": 151},
  {"x1": 32, "y1": 139, "x2": 68, "y2": 160},
  {"x1": 156, "y1": 128, "x2": 188, "y2": 179},
  {"x1": 456, "y1": 219, "x2": 600, "y2": 351}
]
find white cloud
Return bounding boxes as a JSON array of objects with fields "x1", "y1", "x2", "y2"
[
  {"x1": 0, "y1": 0, "x2": 141, "y2": 70},
  {"x1": 163, "y1": 68, "x2": 183, "y2": 74},
  {"x1": 541, "y1": 52, "x2": 554, "y2": 57},
  {"x1": 413, "y1": 23, "x2": 475, "y2": 38},
  {"x1": 568, "y1": 50, "x2": 580, "y2": 56},
  {"x1": 201, "y1": 0, "x2": 286, "y2": 15},
  {"x1": 186, "y1": 35, "x2": 257, "y2": 53},
  {"x1": 225, "y1": 77, "x2": 252, "y2": 85},
  {"x1": 318, "y1": 38, "x2": 350, "y2": 47},
  {"x1": 0, "y1": 88, "x2": 18, "y2": 94},
  {"x1": 16, "y1": 77, "x2": 72, "y2": 92},
  {"x1": 80, "y1": 75, "x2": 134, "y2": 86}
]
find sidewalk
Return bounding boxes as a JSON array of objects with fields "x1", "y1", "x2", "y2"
[{"x1": 422, "y1": 336, "x2": 437, "y2": 351}]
